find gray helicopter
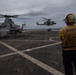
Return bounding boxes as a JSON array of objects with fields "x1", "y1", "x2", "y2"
[
  {"x1": 36, "y1": 17, "x2": 57, "y2": 26},
  {"x1": 0, "y1": 14, "x2": 26, "y2": 37}
]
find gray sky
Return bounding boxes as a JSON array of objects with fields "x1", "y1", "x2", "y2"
[{"x1": 0, "y1": 0, "x2": 76, "y2": 29}]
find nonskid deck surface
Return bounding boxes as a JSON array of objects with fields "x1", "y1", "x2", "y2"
[{"x1": 0, "y1": 30, "x2": 65, "y2": 75}]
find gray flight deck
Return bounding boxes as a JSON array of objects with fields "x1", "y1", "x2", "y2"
[{"x1": 0, "y1": 30, "x2": 66, "y2": 75}]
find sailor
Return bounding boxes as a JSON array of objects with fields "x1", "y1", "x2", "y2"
[{"x1": 59, "y1": 13, "x2": 76, "y2": 75}]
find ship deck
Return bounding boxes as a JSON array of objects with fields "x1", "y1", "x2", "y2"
[{"x1": 0, "y1": 30, "x2": 65, "y2": 75}]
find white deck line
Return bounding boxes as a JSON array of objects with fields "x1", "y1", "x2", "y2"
[
  {"x1": 49, "y1": 39, "x2": 58, "y2": 42},
  {"x1": 0, "y1": 42, "x2": 61, "y2": 58},
  {"x1": 3, "y1": 39, "x2": 59, "y2": 48},
  {"x1": 0, "y1": 41, "x2": 64, "y2": 75},
  {"x1": 3, "y1": 40, "x2": 51, "y2": 41},
  {"x1": 0, "y1": 52, "x2": 17, "y2": 58},
  {"x1": 25, "y1": 42, "x2": 61, "y2": 51},
  {"x1": 49, "y1": 37, "x2": 59, "y2": 42}
]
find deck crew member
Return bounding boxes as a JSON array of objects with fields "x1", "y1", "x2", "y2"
[{"x1": 59, "y1": 13, "x2": 76, "y2": 75}]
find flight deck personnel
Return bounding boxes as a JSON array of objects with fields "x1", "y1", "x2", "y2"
[{"x1": 59, "y1": 13, "x2": 76, "y2": 75}]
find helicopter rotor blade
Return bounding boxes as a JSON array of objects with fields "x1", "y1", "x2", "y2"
[
  {"x1": 41, "y1": 17, "x2": 59, "y2": 21},
  {"x1": 0, "y1": 13, "x2": 29, "y2": 17},
  {"x1": 41, "y1": 19, "x2": 47, "y2": 21},
  {"x1": 50, "y1": 17, "x2": 59, "y2": 20},
  {"x1": 41, "y1": 17, "x2": 48, "y2": 20},
  {"x1": 18, "y1": 11, "x2": 47, "y2": 16},
  {"x1": 0, "y1": 11, "x2": 47, "y2": 18},
  {"x1": 13, "y1": 16, "x2": 31, "y2": 20},
  {"x1": 0, "y1": 14, "x2": 30, "y2": 19},
  {"x1": 0, "y1": 14, "x2": 19, "y2": 18}
]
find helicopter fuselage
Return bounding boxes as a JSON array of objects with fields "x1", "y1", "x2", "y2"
[
  {"x1": 37, "y1": 22, "x2": 56, "y2": 26},
  {"x1": 0, "y1": 16, "x2": 25, "y2": 37}
]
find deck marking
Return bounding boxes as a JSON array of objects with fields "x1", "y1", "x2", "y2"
[
  {"x1": 49, "y1": 37, "x2": 60, "y2": 42},
  {"x1": 25, "y1": 42, "x2": 61, "y2": 51},
  {"x1": 0, "y1": 42, "x2": 61, "y2": 58},
  {"x1": 0, "y1": 52, "x2": 16, "y2": 58},
  {"x1": 0, "y1": 41, "x2": 64, "y2": 75},
  {"x1": 3, "y1": 40, "x2": 50, "y2": 41},
  {"x1": 49, "y1": 39, "x2": 58, "y2": 42}
]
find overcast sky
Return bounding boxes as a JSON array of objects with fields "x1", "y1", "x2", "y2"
[{"x1": 0, "y1": 0, "x2": 76, "y2": 29}]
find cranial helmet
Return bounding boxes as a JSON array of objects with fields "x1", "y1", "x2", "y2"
[{"x1": 64, "y1": 13, "x2": 76, "y2": 24}]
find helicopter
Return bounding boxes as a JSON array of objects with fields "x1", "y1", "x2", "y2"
[
  {"x1": 0, "y1": 14, "x2": 26, "y2": 38},
  {"x1": 36, "y1": 17, "x2": 56, "y2": 26}
]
